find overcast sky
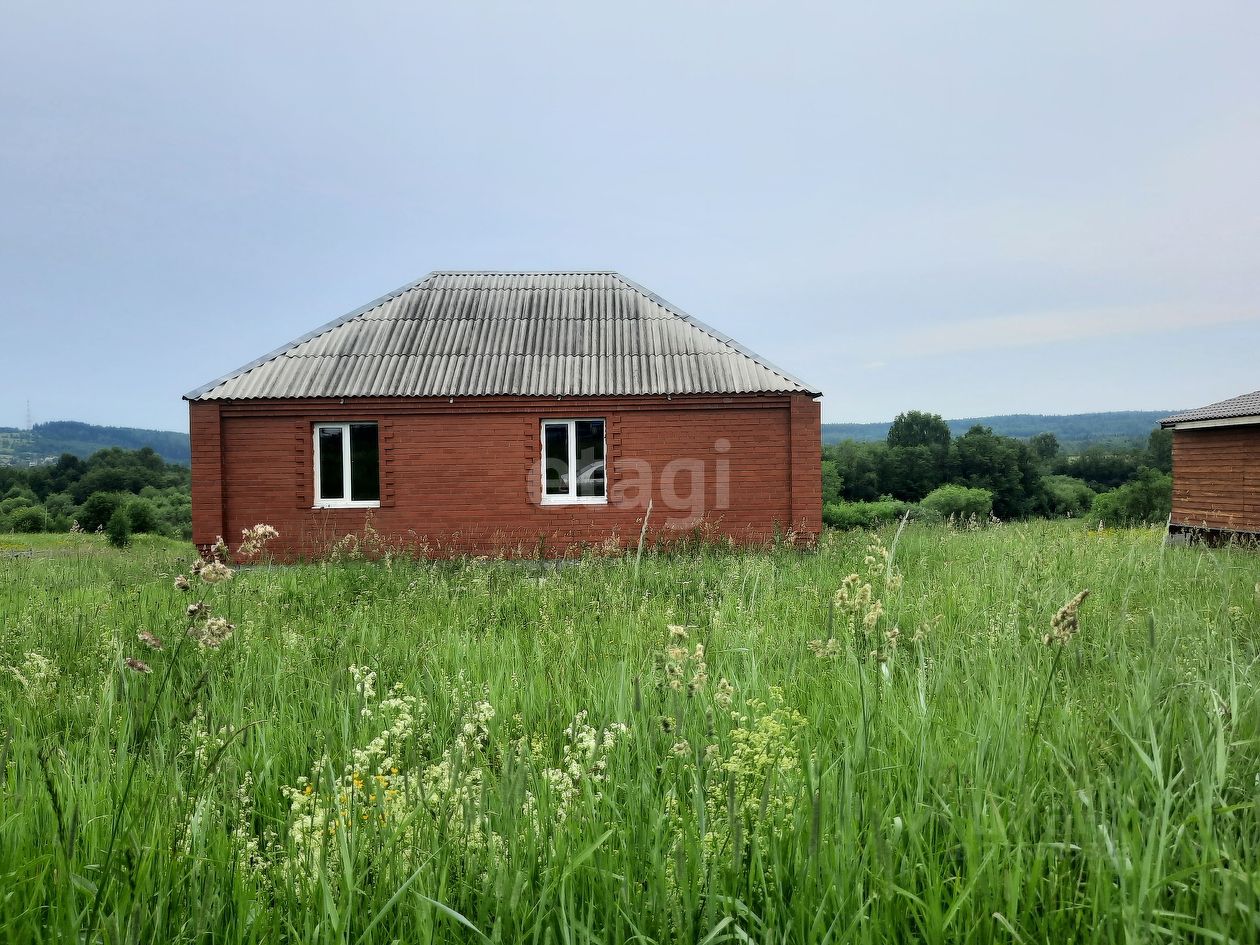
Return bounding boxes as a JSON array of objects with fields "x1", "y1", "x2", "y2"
[{"x1": 2, "y1": 2, "x2": 1257, "y2": 431}]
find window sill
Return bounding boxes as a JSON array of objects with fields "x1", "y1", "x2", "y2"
[
  {"x1": 541, "y1": 496, "x2": 609, "y2": 507},
  {"x1": 313, "y1": 501, "x2": 381, "y2": 509}
]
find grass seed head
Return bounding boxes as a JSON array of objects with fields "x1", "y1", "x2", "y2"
[{"x1": 1045, "y1": 590, "x2": 1090, "y2": 646}]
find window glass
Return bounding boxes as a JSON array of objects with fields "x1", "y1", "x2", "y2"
[
  {"x1": 544, "y1": 423, "x2": 569, "y2": 496},
  {"x1": 318, "y1": 427, "x2": 345, "y2": 500},
  {"x1": 349, "y1": 423, "x2": 380, "y2": 501},
  {"x1": 575, "y1": 420, "x2": 606, "y2": 498}
]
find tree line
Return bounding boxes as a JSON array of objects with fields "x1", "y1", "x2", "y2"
[
  {"x1": 0, "y1": 447, "x2": 191, "y2": 543},
  {"x1": 823, "y1": 410, "x2": 1172, "y2": 528},
  {"x1": 1, "y1": 419, "x2": 1174, "y2": 544}
]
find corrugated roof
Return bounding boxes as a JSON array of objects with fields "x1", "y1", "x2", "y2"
[
  {"x1": 1160, "y1": 389, "x2": 1260, "y2": 427},
  {"x1": 185, "y1": 271, "x2": 820, "y2": 401}
]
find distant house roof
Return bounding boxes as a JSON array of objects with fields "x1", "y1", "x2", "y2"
[
  {"x1": 185, "y1": 271, "x2": 820, "y2": 401},
  {"x1": 1160, "y1": 390, "x2": 1260, "y2": 428}
]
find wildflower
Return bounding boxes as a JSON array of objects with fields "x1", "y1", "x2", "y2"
[
  {"x1": 190, "y1": 558, "x2": 205, "y2": 575},
  {"x1": 807, "y1": 638, "x2": 841, "y2": 660},
  {"x1": 5, "y1": 652, "x2": 58, "y2": 701},
  {"x1": 189, "y1": 616, "x2": 235, "y2": 649},
  {"x1": 239, "y1": 523, "x2": 280, "y2": 559},
  {"x1": 1044, "y1": 590, "x2": 1090, "y2": 646},
  {"x1": 670, "y1": 740, "x2": 690, "y2": 757},
  {"x1": 714, "y1": 677, "x2": 735, "y2": 708},
  {"x1": 199, "y1": 560, "x2": 234, "y2": 584},
  {"x1": 660, "y1": 626, "x2": 708, "y2": 694},
  {"x1": 349, "y1": 665, "x2": 378, "y2": 701},
  {"x1": 125, "y1": 657, "x2": 152, "y2": 674},
  {"x1": 688, "y1": 644, "x2": 709, "y2": 694},
  {"x1": 138, "y1": 630, "x2": 164, "y2": 650},
  {"x1": 187, "y1": 602, "x2": 210, "y2": 619},
  {"x1": 174, "y1": 574, "x2": 191, "y2": 591}
]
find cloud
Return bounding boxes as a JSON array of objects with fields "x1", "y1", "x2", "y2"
[{"x1": 896, "y1": 303, "x2": 1260, "y2": 358}]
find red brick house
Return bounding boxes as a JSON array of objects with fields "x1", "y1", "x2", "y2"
[
  {"x1": 1160, "y1": 389, "x2": 1260, "y2": 540},
  {"x1": 185, "y1": 271, "x2": 822, "y2": 559}
]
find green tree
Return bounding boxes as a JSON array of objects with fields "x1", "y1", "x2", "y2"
[
  {"x1": 829, "y1": 441, "x2": 884, "y2": 501},
  {"x1": 949, "y1": 426, "x2": 1044, "y2": 518},
  {"x1": 820, "y1": 459, "x2": 844, "y2": 506},
  {"x1": 125, "y1": 498, "x2": 160, "y2": 533},
  {"x1": 0, "y1": 494, "x2": 36, "y2": 516},
  {"x1": 1029, "y1": 432, "x2": 1061, "y2": 464},
  {"x1": 881, "y1": 445, "x2": 945, "y2": 501},
  {"x1": 78, "y1": 492, "x2": 126, "y2": 532},
  {"x1": 887, "y1": 411, "x2": 951, "y2": 450},
  {"x1": 1146, "y1": 428, "x2": 1173, "y2": 474},
  {"x1": 1054, "y1": 445, "x2": 1142, "y2": 490}
]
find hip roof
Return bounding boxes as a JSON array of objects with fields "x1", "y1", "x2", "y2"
[{"x1": 185, "y1": 271, "x2": 821, "y2": 401}]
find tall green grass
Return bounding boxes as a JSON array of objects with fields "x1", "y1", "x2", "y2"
[{"x1": 1, "y1": 521, "x2": 1257, "y2": 943}]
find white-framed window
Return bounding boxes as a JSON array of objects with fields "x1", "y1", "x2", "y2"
[
  {"x1": 541, "y1": 419, "x2": 606, "y2": 505},
  {"x1": 314, "y1": 422, "x2": 380, "y2": 507}
]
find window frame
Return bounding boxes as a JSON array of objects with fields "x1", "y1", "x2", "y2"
[
  {"x1": 540, "y1": 418, "x2": 608, "y2": 506},
  {"x1": 313, "y1": 422, "x2": 381, "y2": 509}
]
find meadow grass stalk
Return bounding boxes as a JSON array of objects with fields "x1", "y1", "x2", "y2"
[{"x1": 0, "y1": 524, "x2": 1256, "y2": 943}]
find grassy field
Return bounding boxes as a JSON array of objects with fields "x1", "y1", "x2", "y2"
[{"x1": 1, "y1": 522, "x2": 1258, "y2": 943}]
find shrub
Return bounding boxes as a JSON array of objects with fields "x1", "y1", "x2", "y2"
[
  {"x1": 124, "y1": 498, "x2": 159, "y2": 534},
  {"x1": 1089, "y1": 469, "x2": 1172, "y2": 525},
  {"x1": 0, "y1": 495, "x2": 36, "y2": 516},
  {"x1": 9, "y1": 506, "x2": 47, "y2": 533},
  {"x1": 105, "y1": 507, "x2": 132, "y2": 548},
  {"x1": 1044, "y1": 475, "x2": 1096, "y2": 517},
  {"x1": 3, "y1": 485, "x2": 38, "y2": 503},
  {"x1": 78, "y1": 492, "x2": 126, "y2": 532},
  {"x1": 823, "y1": 499, "x2": 911, "y2": 530},
  {"x1": 918, "y1": 484, "x2": 994, "y2": 520}
]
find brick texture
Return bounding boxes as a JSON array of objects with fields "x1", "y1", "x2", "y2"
[{"x1": 190, "y1": 394, "x2": 822, "y2": 559}]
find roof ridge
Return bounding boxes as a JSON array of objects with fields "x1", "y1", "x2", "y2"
[{"x1": 427, "y1": 269, "x2": 621, "y2": 275}]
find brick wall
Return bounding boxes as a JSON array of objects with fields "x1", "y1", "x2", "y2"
[
  {"x1": 189, "y1": 402, "x2": 225, "y2": 543},
  {"x1": 190, "y1": 394, "x2": 822, "y2": 559}
]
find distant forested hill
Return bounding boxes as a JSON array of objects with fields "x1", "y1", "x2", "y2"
[
  {"x1": 822, "y1": 411, "x2": 1174, "y2": 449},
  {"x1": 0, "y1": 421, "x2": 190, "y2": 466}
]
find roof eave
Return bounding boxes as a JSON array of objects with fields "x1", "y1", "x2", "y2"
[{"x1": 1162, "y1": 414, "x2": 1260, "y2": 430}]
